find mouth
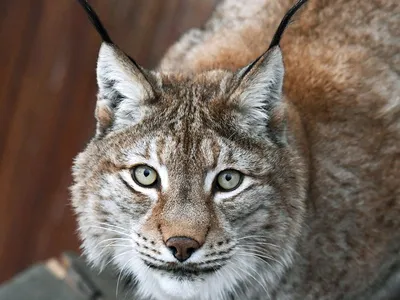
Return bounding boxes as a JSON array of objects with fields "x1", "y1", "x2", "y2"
[{"x1": 142, "y1": 259, "x2": 223, "y2": 278}]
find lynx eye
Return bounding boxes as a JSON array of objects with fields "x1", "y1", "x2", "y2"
[
  {"x1": 131, "y1": 165, "x2": 158, "y2": 187},
  {"x1": 216, "y1": 170, "x2": 242, "y2": 191}
]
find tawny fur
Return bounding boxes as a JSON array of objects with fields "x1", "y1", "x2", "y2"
[{"x1": 71, "y1": 0, "x2": 400, "y2": 299}]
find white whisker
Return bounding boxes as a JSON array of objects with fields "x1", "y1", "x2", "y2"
[
  {"x1": 235, "y1": 253, "x2": 276, "y2": 273},
  {"x1": 231, "y1": 256, "x2": 270, "y2": 296},
  {"x1": 102, "y1": 248, "x2": 133, "y2": 270},
  {"x1": 98, "y1": 237, "x2": 132, "y2": 246},
  {"x1": 80, "y1": 225, "x2": 131, "y2": 238},
  {"x1": 237, "y1": 247, "x2": 284, "y2": 267},
  {"x1": 116, "y1": 256, "x2": 135, "y2": 298},
  {"x1": 91, "y1": 221, "x2": 130, "y2": 233},
  {"x1": 239, "y1": 241, "x2": 282, "y2": 250}
]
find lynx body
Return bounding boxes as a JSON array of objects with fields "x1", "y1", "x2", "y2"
[{"x1": 72, "y1": 0, "x2": 400, "y2": 299}]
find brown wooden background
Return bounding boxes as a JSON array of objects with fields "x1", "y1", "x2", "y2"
[{"x1": 0, "y1": 0, "x2": 218, "y2": 283}]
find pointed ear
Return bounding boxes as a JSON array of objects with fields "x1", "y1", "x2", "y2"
[
  {"x1": 230, "y1": 46, "x2": 286, "y2": 143},
  {"x1": 95, "y1": 43, "x2": 155, "y2": 135}
]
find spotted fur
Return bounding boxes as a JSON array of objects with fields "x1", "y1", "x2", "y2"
[{"x1": 71, "y1": 0, "x2": 400, "y2": 299}]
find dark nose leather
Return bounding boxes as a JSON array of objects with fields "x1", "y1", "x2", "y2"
[{"x1": 166, "y1": 236, "x2": 200, "y2": 262}]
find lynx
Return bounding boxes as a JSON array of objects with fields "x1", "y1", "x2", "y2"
[{"x1": 71, "y1": 0, "x2": 400, "y2": 299}]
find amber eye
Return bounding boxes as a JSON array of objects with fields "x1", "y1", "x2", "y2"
[
  {"x1": 216, "y1": 170, "x2": 242, "y2": 191},
  {"x1": 131, "y1": 165, "x2": 158, "y2": 187}
]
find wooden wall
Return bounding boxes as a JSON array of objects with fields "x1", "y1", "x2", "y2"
[{"x1": 0, "y1": 0, "x2": 217, "y2": 283}]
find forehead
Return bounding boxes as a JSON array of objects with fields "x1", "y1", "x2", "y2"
[
  {"x1": 101, "y1": 71, "x2": 270, "y2": 170},
  {"x1": 154, "y1": 71, "x2": 235, "y2": 122},
  {"x1": 159, "y1": 70, "x2": 231, "y2": 96},
  {"x1": 108, "y1": 128, "x2": 269, "y2": 176}
]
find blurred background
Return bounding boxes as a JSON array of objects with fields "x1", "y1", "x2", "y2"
[{"x1": 0, "y1": 0, "x2": 218, "y2": 284}]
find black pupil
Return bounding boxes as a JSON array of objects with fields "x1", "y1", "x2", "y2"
[
  {"x1": 225, "y1": 174, "x2": 232, "y2": 181},
  {"x1": 143, "y1": 169, "x2": 150, "y2": 177}
]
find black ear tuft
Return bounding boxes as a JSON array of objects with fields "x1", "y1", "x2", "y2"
[
  {"x1": 239, "y1": 0, "x2": 308, "y2": 80},
  {"x1": 76, "y1": 1, "x2": 146, "y2": 73},
  {"x1": 76, "y1": 0, "x2": 113, "y2": 44},
  {"x1": 268, "y1": 0, "x2": 308, "y2": 49}
]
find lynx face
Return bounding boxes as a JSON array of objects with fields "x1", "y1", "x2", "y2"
[{"x1": 71, "y1": 44, "x2": 307, "y2": 299}]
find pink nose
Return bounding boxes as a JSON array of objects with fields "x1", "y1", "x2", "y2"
[{"x1": 166, "y1": 236, "x2": 201, "y2": 262}]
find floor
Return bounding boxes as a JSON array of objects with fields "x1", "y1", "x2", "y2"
[{"x1": 0, "y1": 0, "x2": 218, "y2": 283}]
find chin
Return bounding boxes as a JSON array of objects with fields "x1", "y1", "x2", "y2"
[
  {"x1": 132, "y1": 263, "x2": 228, "y2": 300},
  {"x1": 154, "y1": 273, "x2": 204, "y2": 299},
  {"x1": 110, "y1": 249, "x2": 263, "y2": 300}
]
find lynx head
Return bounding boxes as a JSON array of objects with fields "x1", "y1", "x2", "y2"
[{"x1": 71, "y1": 1, "x2": 308, "y2": 299}]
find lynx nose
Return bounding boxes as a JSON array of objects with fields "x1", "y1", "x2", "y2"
[{"x1": 166, "y1": 236, "x2": 200, "y2": 262}]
